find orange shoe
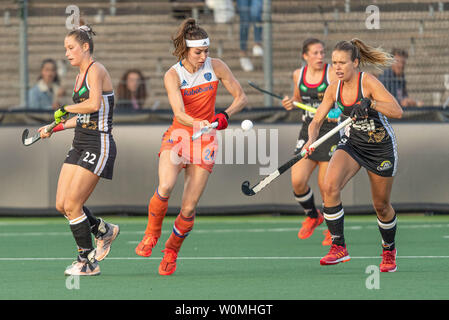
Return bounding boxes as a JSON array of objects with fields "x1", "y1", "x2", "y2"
[
  {"x1": 159, "y1": 248, "x2": 178, "y2": 276},
  {"x1": 380, "y1": 249, "x2": 397, "y2": 272},
  {"x1": 135, "y1": 234, "x2": 159, "y2": 257},
  {"x1": 320, "y1": 244, "x2": 351, "y2": 265},
  {"x1": 298, "y1": 210, "x2": 324, "y2": 239},
  {"x1": 322, "y1": 229, "x2": 332, "y2": 246}
]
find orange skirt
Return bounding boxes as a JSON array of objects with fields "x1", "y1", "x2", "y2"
[{"x1": 159, "y1": 124, "x2": 218, "y2": 173}]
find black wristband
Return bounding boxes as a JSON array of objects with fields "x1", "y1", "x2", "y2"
[{"x1": 220, "y1": 111, "x2": 229, "y2": 120}]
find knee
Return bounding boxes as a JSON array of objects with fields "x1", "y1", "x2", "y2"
[
  {"x1": 322, "y1": 179, "x2": 340, "y2": 200},
  {"x1": 373, "y1": 200, "x2": 390, "y2": 219},
  {"x1": 55, "y1": 199, "x2": 66, "y2": 215},
  {"x1": 63, "y1": 199, "x2": 82, "y2": 219},
  {"x1": 291, "y1": 178, "x2": 308, "y2": 195},
  {"x1": 180, "y1": 204, "x2": 196, "y2": 218},
  {"x1": 157, "y1": 184, "x2": 174, "y2": 198}
]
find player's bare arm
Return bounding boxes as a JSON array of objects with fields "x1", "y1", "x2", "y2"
[
  {"x1": 282, "y1": 68, "x2": 302, "y2": 110},
  {"x1": 211, "y1": 58, "x2": 247, "y2": 117},
  {"x1": 364, "y1": 73, "x2": 403, "y2": 119},
  {"x1": 64, "y1": 63, "x2": 107, "y2": 114}
]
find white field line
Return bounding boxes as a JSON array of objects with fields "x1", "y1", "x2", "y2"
[
  {"x1": 1, "y1": 224, "x2": 449, "y2": 237},
  {"x1": 1, "y1": 256, "x2": 449, "y2": 261}
]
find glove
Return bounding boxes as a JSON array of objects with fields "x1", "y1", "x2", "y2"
[
  {"x1": 350, "y1": 98, "x2": 371, "y2": 120},
  {"x1": 211, "y1": 111, "x2": 229, "y2": 130},
  {"x1": 327, "y1": 108, "x2": 342, "y2": 120},
  {"x1": 54, "y1": 105, "x2": 68, "y2": 124}
]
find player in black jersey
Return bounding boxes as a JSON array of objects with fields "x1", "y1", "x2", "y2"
[
  {"x1": 39, "y1": 24, "x2": 119, "y2": 276},
  {"x1": 304, "y1": 39, "x2": 403, "y2": 272},
  {"x1": 281, "y1": 38, "x2": 340, "y2": 245}
]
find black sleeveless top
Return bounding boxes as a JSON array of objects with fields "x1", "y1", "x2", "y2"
[
  {"x1": 298, "y1": 63, "x2": 333, "y2": 127},
  {"x1": 336, "y1": 72, "x2": 397, "y2": 149},
  {"x1": 72, "y1": 61, "x2": 114, "y2": 138}
]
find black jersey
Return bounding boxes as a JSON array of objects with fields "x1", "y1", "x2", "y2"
[
  {"x1": 72, "y1": 61, "x2": 114, "y2": 141},
  {"x1": 335, "y1": 72, "x2": 398, "y2": 176},
  {"x1": 298, "y1": 63, "x2": 332, "y2": 125},
  {"x1": 294, "y1": 63, "x2": 340, "y2": 161},
  {"x1": 69, "y1": 61, "x2": 116, "y2": 179}
]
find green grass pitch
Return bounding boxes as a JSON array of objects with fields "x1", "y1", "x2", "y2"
[{"x1": 0, "y1": 215, "x2": 448, "y2": 300}]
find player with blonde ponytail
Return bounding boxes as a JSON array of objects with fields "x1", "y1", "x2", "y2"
[{"x1": 303, "y1": 38, "x2": 403, "y2": 272}]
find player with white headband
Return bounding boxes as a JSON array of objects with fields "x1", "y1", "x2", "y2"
[{"x1": 135, "y1": 18, "x2": 247, "y2": 276}]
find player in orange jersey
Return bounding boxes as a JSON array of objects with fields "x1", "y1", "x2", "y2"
[{"x1": 135, "y1": 18, "x2": 247, "y2": 275}]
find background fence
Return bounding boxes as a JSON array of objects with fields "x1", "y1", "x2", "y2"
[{"x1": 0, "y1": 0, "x2": 448, "y2": 215}]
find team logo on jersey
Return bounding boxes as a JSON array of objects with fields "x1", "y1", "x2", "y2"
[
  {"x1": 318, "y1": 92, "x2": 325, "y2": 100},
  {"x1": 181, "y1": 80, "x2": 188, "y2": 87},
  {"x1": 368, "y1": 127, "x2": 386, "y2": 143},
  {"x1": 183, "y1": 83, "x2": 214, "y2": 96},
  {"x1": 377, "y1": 160, "x2": 392, "y2": 171},
  {"x1": 204, "y1": 72, "x2": 212, "y2": 81},
  {"x1": 79, "y1": 86, "x2": 87, "y2": 96},
  {"x1": 317, "y1": 83, "x2": 327, "y2": 92}
]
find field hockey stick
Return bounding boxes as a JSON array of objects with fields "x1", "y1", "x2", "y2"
[
  {"x1": 191, "y1": 121, "x2": 218, "y2": 141},
  {"x1": 241, "y1": 116, "x2": 352, "y2": 196},
  {"x1": 22, "y1": 121, "x2": 58, "y2": 146},
  {"x1": 248, "y1": 81, "x2": 333, "y2": 117}
]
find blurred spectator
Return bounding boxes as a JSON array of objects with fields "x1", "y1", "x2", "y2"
[
  {"x1": 28, "y1": 59, "x2": 64, "y2": 110},
  {"x1": 237, "y1": 0, "x2": 263, "y2": 72},
  {"x1": 378, "y1": 48, "x2": 420, "y2": 107},
  {"x1": 116, "y1": 69, "x2": 148, "y2": 111}
]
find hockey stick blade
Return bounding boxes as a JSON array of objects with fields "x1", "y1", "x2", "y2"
[
  {"x1": 22, "y1": 129, "x2": 41, "y2": 146},
  {"x1": 22, "y1": 121, "x2": 58, "y2": 147},
  {"x1": 241, "y1": 180, "x2": 256, "y2": 196}
]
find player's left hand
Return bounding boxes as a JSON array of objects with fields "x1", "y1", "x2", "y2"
[
  {"x1": 54, "y1": 105, "x2": 68, "y2": 124},
  {"x1": 327, "y1": 108, "x2": 342, "y2": 122},
  {"x1": 211, "y1": 111, "x2": 229, "y2": 130},
  {"x1": 350, "y1": 98, "x2": 371, "y2": 120}
]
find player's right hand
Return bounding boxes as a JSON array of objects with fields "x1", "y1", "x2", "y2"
[
  {"x1": 54, "y1": 105, "x2": 68, "y2": 124},
  {"x1": 281, "y1": 96, "x2": 294, "y2": 111},
  {"x1": 38, "y1": 125, "x2": 52, "y2": 139},
  {"x1": 301, "y1": 140, "x2": 315, "y2": 159}
]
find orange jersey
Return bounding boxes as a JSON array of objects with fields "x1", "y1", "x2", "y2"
[
  {"x1": 171, "y1": 57, "x2": 219, "y2": 132},
  {"x1": 159, "y1": 57, "x2": 219, "y2": 172}
]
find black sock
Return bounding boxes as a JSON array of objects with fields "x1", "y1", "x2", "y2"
[
  {"x1": 69, "y1": 214, "x2": 94, "y2": 258},
  {"x1": 83, "y1": 206, "x2": 103, "y2": 236},
  {"x1": 294, "y1": 187, "x2": 318, "y2": 218},
  {"x1": 377, "y1": 215, "x2": 397, "y2": 251},
  {"x1": 323, "y1": 203, "x2": 345, "y2": 246}
]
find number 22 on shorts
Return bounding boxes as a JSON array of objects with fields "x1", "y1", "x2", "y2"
[{"x1": 83, "y1": 151, "x2": 97, "y2": 164}]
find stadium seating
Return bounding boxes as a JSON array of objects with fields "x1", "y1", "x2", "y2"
[{"x1": 1, "y1": 0, "x2": 448, "y2": 110}]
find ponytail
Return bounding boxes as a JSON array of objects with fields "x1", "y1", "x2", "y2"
[
  {"x1": 334, "y1": 38, "x2": 394, "y2": 70},
  {"x1": 67, "y1": 19, "x2": 96, "y2": 54},
  {"x1": 172, "y1": 18, "x2": 209, "y2": 61}
]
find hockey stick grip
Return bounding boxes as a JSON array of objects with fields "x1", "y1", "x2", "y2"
[
  {"x1": 191, "y1": 121, "x2": 218, "y2": 141},
  {"x1": 44, "y1": 121, "x2": 58, "y2": 133}
]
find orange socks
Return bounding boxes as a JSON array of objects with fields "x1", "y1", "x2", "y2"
[
  {"x1": 165, "y1": 211, "x2": 195, "y2": 252},
  {"x1": 144, "y1": 189, "x2": 169, "y2": 238}
]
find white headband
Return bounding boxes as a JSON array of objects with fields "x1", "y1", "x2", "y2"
[{"x1": 186, "y1": 38, "x2": 210, "y2": 48}]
